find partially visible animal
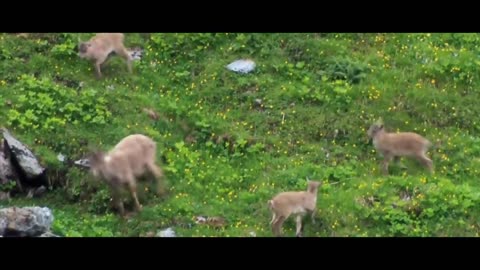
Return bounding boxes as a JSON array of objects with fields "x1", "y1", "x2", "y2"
[
  {"x1": 78, "y1": 33, "x2": 133, "y2": 78},
  {"x1": 142, "y1": 108, "x2": 159, "y2": 121},
  {"x1": 367, "y1": 123, "x2": 433, "y2": 175},
  {"x1": 268, "y1": 180, "x2": 322, "y2": 237},
  {"x1": 194, "y1": 216, "x2": 227, "y2": 228},
  {"x1": 88, "y1": 134, "x2": 166, "y2": 217}
]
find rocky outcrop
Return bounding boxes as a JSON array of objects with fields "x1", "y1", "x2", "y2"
[
  {"x1": 1, "y1": 128, "x2": 48, "y2": 192},
  {"x1": 0, "y1": 206, "x2": 57, "y2": 237},
  {"x1": 0, "y1": 139, "x2": 15, "y2": 185}
]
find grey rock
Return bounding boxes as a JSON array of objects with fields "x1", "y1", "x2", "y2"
[
  {"x1": 156, "y1": 227, "x2": 176, "y2": 237},
  {"x1": 0, "y1": 206, "x2": 54, "y2": 237},
  {"x1": 57, "y1": 153, "x2": 65, "y2": 163},
  {"x1": 0, "y1": 142, "x2": 15, "y2": 185},
  {"x1": 2, "y1": 128, "x2": 46, "y2": 180},
  {"x1": 226, "y1": 59, "x2": 256, "y2": 74}
]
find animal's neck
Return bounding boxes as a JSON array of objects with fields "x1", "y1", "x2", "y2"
[
  {"x1": 373, "y1": 131, "x2": 387, "y2": 142},
  {"x1": 104, "y1": 155, "x2": 112, "y2": 163}
]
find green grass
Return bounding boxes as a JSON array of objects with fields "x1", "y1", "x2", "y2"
[{"x1": 1, "y1": 33, "x2": 480, "y2": 237}]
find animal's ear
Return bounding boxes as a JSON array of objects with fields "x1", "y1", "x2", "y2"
[{"x1": 379, "y1": 124, "x2": 384, "y2": 129}]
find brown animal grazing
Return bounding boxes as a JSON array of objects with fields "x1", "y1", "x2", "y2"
[
  {"x1": 88, "y1": 134, "x2": 166, "y2": 217},
  {"x1": 367, "y1": 123, "x2": 433, "y2": 175},
  {"x1": 78, "y1": 33, "x2": 133, "y2": 78},
  {"x1": 268, "y1": 180, "x2": 322, "y2": 237}
]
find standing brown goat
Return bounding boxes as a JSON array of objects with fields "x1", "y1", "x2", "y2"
[
  {"x1": 88, "y1": 134, "x2": 166, "y2": 217},
  {"x1": 268, "y1": 180, "x2": 322, "y2": 237},
  {"x1": 78, "y1": 33, "x2": 133, "y2": 78},
  {"x1": 367, "y1": 123, "x2": 433, "y2": 175}
]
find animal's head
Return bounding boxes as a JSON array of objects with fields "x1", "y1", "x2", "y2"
[
  {"x1": 307, "y1": 180, "x2": 322, "y2": 192},
  {"x1": 87, "y1": 151, "x2": 105, "y2": 178},
  {"x1": 367, "y1": 123, "x2": 384, "y2": 139},
  {"x1": 78, "y1": 39, "x2": 93, "y2": 58}
]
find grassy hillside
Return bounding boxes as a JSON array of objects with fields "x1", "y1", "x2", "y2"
[{"x1": 1, "y1": 33, "x2": 480, "y2": 237}]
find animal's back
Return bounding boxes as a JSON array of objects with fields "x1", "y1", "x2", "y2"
[
  {"x1": 93, "y1": 33, "x2": 124, "y2": 43},
  {"x1": 90, "y1": 33, "x2": 125, "y2": 54},
  {"x1": 113, "y1": 134, "x2": 154, "y2": 150},
  {"x1": 271, "y1": 191, "x2": 308, "y2": 213},
  {"x1": 110, "y1": 134, "x2": 157, "y2": 174},
  {"x1": 386, "y1": 132, "x2": 431, "y2": 154}
]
